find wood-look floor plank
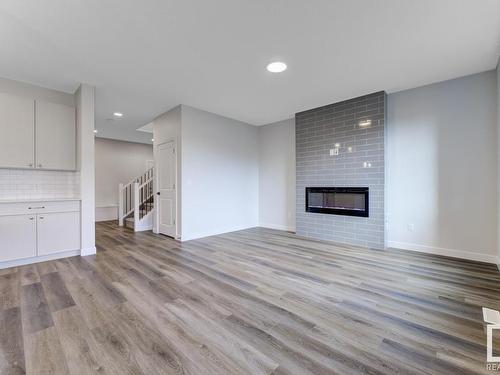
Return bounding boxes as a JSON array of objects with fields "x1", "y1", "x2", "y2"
[
  {"x1": 41, "y1": 272, "x2": 76, "y2": 312},
  {"x1": 0, "y1": 307, "x2": 25, "y2": 375},
  {"x1": 20, "y1": 282, "x2": 53, "y2": 334},
  {"x1": 0, "y1": 272, "x2": 20, "y2": 311},
  {"x1": 1, "y1": 221, "x2": 499, "y2": 374},
  {"x1": 35, "y1": 261, "x2": 58, "y2": 276},
  {"x1": 24, "y1": 327, "x2": 69, "y2": 375},
  {"x1": 52, "y1": 306, "x2": 107, "y2": 375},
  {"x1": 19, "y1": 265, "x2": 39, "y2": 286}
]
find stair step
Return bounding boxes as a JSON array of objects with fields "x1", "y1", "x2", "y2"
[{"x1": 125, "y1": 217, "x2": 134, "y2": 229}]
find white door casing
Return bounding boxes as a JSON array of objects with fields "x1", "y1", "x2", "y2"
[{"x1": 157, "y1": 141, "x2": 177, "y2": 238}]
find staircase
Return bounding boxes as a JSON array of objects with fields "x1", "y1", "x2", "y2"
[{"x1": 118, "y1": 166, "x2": 154, "y2": 232}]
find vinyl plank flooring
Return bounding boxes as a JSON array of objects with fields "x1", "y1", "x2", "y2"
[
  {"x1": 41, "y1": 272, "x2": 76, "y2": 312},
  {"x1": 52, "y1": 306, "x2": 106, "y2": 375},
  {"x1": 0, "y1": 307, "x2": 25, "y2": 375},
  {"x1": 19, "y1": 265, "x2": 39, "y2": 286},
  {"x1": 24, "y1": 326, "x2": 69, "y2": 375},
  {"x1": 20, "y1": 282, "x2": 53, "y2": 334},
  {"x1": 0, "y1": 221, "x2": 499, "y2": 374},
  {"x1": 36, "y1": 261, "x2": 58, "y2": 276},
  {"x1": 0, "y1": 272, "x2": 20, "y2": 311}
]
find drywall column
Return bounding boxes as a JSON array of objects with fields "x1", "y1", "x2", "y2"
[
  {"x1": 497, "y1": 60, "x2": 500, "y2": 268},
  {"x1": 258, "y1": 119, "x2": 296, "y2": 231},
  {"x1": 75, "y1": 84, "x2": 96, "y2": 255}
]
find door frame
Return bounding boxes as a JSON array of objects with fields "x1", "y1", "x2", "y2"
[{"x1": 154, "y1": 138, "x2": 178, "y2": 239}]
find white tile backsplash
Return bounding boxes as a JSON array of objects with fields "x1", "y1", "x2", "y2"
[{"x1": 0, "y1": 169, "x2": 80, "y2": 200}]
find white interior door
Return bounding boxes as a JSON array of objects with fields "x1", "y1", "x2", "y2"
[{"x1": 157, "y1": 141, "x2": 176, "y2": 238}]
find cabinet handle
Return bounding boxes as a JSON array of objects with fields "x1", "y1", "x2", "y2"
[
  {"x1": 28, "y1": 206, "x2": 45, "y2": 210},
  {"x1": 28, "y1": 163, "x2": 33, "y2": 167},
  {"x1": 38, "y1": 163, "x2": 42, "y2": 168},
  {"x1": 29, "y1": 217, "x2": 34, "y2": 220},
  {"x1": 39, "y1": 216, "x2": 44, "y2": 219}
]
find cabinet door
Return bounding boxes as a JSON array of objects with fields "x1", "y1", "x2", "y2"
[
  {"x1": 0, "y1": 93, "x2": 35, "y2": 168},
  {"x1": 35, "y1": 101, "x2": 76, "y2": 170},
  {"x1": 37, "y1": 212, "x2": 80, "y2": 256},
  {"x1": 0, "y1": 215, "x2": 36, "y2": 262}
]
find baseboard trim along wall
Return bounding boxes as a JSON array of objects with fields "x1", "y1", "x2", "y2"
[
  {"x1": 259, "y1": 223, "x2": 295, "y2": 232},
  {"x1": 95, "y1": 205, "x2": 118, "y2": 222},
  {"x1": 81, "y1": 246, "x2": 97, "y2": 256},
  {"x1": 0, "y1": 250, "x2": 81, "y2": 270},
  {"x1": 388, "y1": 240, "x2": 497, "y2": 264}
]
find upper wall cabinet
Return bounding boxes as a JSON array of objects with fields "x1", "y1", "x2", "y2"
[
  {"x1": 0, "y1": 93, "x2": 77, "y2": 171},
  {"x1": 36, "y1": 101, "x2": 76, "y2": 171},
  {"x1": 0, "y1": 92, "x2": 35, "y2": 169}
]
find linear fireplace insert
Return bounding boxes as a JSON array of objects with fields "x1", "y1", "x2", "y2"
[{"x1": 305, "y1": 187, "x2": 369, "y2": 217}]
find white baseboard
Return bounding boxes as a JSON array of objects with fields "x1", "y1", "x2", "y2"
[
  {"x1": 95, "y1": 205, "x2": 118, "y2": 222},
  {"x1": 259, "y1": 222, "x2": 295, "y2": 232},
  {"x1": 81, "y1": 246, "x2": 97, "y2": 256},
  {"x1": 388, "y1": 240, "x2": 498, "y2": 264},
  {"x1": 0, "y1": 250, "x2": 81, "y2": 270}
]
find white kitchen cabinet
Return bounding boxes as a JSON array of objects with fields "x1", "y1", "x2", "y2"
[
  {"x1": 35, "y1": 100, "x2": 76, "y2": 171},
  {"x1": 0, "y1": 214, "x2": 37, "y2": 262},
  {"x1": 0, "y1": 200, "x2": 81, "y2": 268},
  {"x1": 0, "y1": 92, "x2": 35, "y2": 169},
  {"x1": 37, "y1": 211, "x2": 80, "y2": 256}
]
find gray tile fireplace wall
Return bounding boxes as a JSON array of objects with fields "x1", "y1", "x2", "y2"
[{"x1": 295, "y1": 91, "x2": 386, "y2": 249}]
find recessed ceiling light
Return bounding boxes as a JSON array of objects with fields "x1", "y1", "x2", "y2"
[
  {"x1": 266, "y1": 61, "x2": 287, "y2": 73},
  {"x1": 93, "y1": 129, "x2": 98, "y2": 133},
  {"x1": 113, "y1": 112, "x2": 123, "y2": 117},
  {"x1": 151, "y1": 138, "x2": 154, "y2": 142},
  {"x1": 359, "y1": 119, "x2": 372, "y2": 128}
]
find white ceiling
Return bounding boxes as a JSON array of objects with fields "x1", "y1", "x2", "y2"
[{"x1": 0, "y1": 0, "x2": 499, "y2": 144}]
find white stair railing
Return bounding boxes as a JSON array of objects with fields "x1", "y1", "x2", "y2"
[{"x1": 118, "y1": 166, "x2": 154, "y2": 227}]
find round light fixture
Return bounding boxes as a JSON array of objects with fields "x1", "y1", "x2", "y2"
[
  {"x1": 266, "y1": 62, "x2": 287, "y2": 73},
  {"x1": 93, "y1": 129, "x2": 98, "y2": 134},
  {"x1": 113, "y1": 112, "x2": 123, "y2": 117}
]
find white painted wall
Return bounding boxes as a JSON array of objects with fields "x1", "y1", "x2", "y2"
[
  {"x1": 180, "y1": 105, "x2": 259, "y2": 241},
  {"x1": 258, "y1": 119, "x2": 296, "y2": 231},
  {"x1": 152, "y1": 105, "x2": 182, "y2": 238},
  {"x1": 0, "y1": 77, "x2": 75, "y2": 106},
  {"x1": 387, "y1": 71, "x2": 497, "y2": 263},
  {"x1": 95, "y1": 138, "x2": 153, "y2": 221}
]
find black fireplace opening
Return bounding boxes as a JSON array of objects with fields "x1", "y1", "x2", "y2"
[{"x1": 306, "y1": 187, "x2": 369, "y2": 217}]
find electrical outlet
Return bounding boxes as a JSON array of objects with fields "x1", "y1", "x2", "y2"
[
  {"x1": 329, "y1": 148, "x2": 339, "y2": 156},
  {"x1": 407, "y1": 223, "x2": 415, "y2": 232}
]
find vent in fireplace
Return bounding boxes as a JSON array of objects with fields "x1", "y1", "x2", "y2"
[{"x1": 305, "y1": 187, "x2": 369, "y2": 217}]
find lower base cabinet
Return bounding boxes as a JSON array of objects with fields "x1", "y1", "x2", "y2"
[
  {"x1": 37, "y1": 211, "x2": 80, "y2": 255},
  {"x1": 0, "y1": 200, "x2": 81, "y2": 266},
  {"x1": 0, "y1": 215, "x2": 36, "y2": 262}
]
